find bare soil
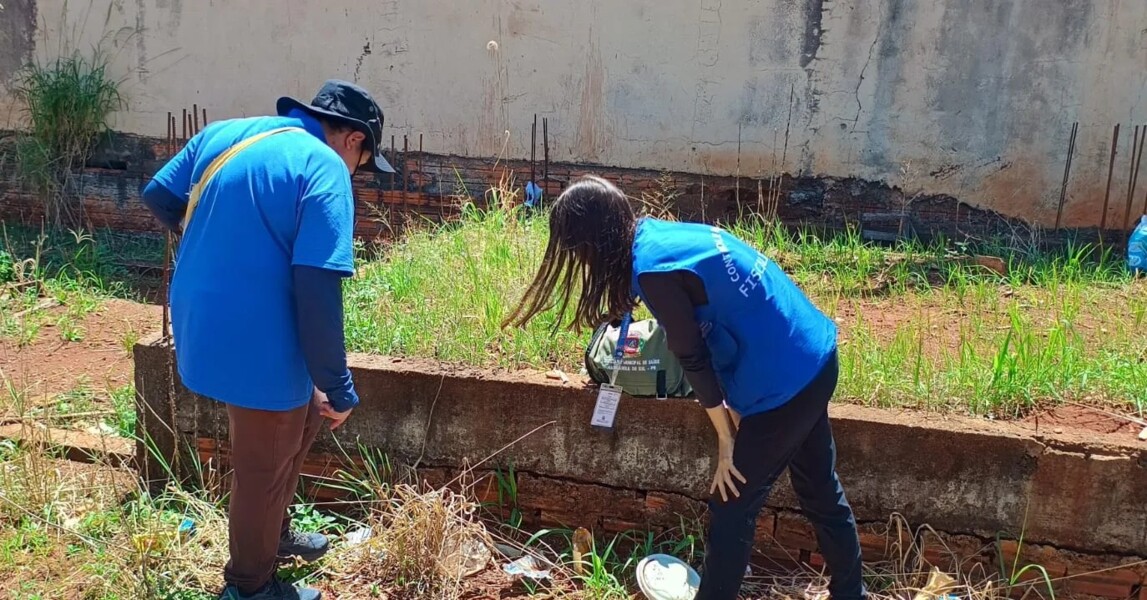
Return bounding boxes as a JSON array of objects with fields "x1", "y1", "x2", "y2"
[
  {"x1": 5, "y1": 297, "x2": 1143, "y2": 443},
  {"x1": 0, "y1": 299, "x2": 161, "y2": 407}
]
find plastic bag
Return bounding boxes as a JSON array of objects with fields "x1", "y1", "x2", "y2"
[{"x1": 1129, "y1": 215, "x2": 1147, "y2": 275}]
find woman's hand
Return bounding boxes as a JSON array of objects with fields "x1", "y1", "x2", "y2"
[{"x1": 710, "y1": 437, "x2": 747, "y2": 502}]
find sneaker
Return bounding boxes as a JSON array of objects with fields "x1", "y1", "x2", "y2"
[
  {"x1": 218, "y1": 577, "x2": 321, "y2": 600},
  {"x1": 278, "y1": 529, "x2": 329, "y2": 563}
]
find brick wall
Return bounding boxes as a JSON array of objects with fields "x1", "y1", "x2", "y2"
[
  {"x1": 192, "y1": 436, "x2": 1147, "y2": 600},
  {"x1": 1, "y1": 130, "x2": 1119, "y2": 248}
]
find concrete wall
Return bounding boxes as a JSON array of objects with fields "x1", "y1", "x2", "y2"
[{"x1": 3, "y1": 0, "x2": 1147, "y2": 227}]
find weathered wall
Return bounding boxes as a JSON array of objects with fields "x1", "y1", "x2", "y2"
[
  {"x1": 3, "y1": 0, "x2": 1146, "y2": 228},
  {"x1": 135, "y1": 338, "x2": 1147, "y2": 599}
]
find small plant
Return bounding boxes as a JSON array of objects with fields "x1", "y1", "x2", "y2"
[
  {"x1": 107, "y1": 384, "x2": 137, "y2": 438},
  {"x1": 12, "y1": 50, "x2": 124, "y2": 230}
]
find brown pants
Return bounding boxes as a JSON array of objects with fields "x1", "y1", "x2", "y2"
[{"x1": 223, "y1": 396, "x2": 322, "y2": 593}]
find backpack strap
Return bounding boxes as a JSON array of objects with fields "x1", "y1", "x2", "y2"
[{"x1": 180, "y1": 127, "x2": 305, "y2": 231}]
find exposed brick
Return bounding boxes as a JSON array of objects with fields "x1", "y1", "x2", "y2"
[
  {"x1": 602, "y1": 517, "x2": 644, "y2": 534},
  {"x1": 539, "y1": 510, "x2": 597, "y2": 530},
  {"x1": 920, "y1": 531, "x2": 989, "y2": 572},
  {"x1": 773, "y1": 512, "x2": 818, "y2": 553},
  {"x1": 644, "y1": 491, "x2": 707, "y2": 529},
  {"x1": 517, "y1": 473, "x2": 645, "y2": 523},
  {"x1": 1063, "y1": 569, "x2": 1139, "y2": 599},
  {"x1": 750, "y1": 510, "x2": 779, "y2": 547},
  {"x1": 997, "y1": 540, "x2": 1070, "y2": 580}
]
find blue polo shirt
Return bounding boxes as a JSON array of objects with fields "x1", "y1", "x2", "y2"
[{"x1": 152, "y1": 112, "x2": 355, "y2": 411}]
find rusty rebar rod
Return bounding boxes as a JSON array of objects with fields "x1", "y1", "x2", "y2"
[
  {"x1": 1100, "y1": 124, "x2": 1121, "y2": 233},
  {"x1": 1055, "y1": 122, "x2": 1078, "y2": 230},
  {"x1": 1123, "y1": 125, "x2": 1146, "y2": 231},
  {"x1": 542, "y1": 117, "x2": 549, "y2": 197},
  {"x1": 193, "y1": 103, "x2": 200, "y2": 134}
]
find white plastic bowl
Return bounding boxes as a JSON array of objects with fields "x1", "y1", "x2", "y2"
[{"x1": 635, "y1": 553, "x2": 700, "y2": 600}]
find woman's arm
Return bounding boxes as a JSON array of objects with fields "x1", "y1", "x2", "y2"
[
  {"x1": 640, "y1": 271, "x2": 745, "y2": 500},
  {"x1": 636, "y1": 271, "x2": 724, "y2": 408}
]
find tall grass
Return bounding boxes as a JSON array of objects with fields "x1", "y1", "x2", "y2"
[
  {"x1": 344, "y1": 207, "x2": 1147, "y2": 417},
  {"x1": 345, "y1": 204, "x2": 586, "y2": 371},
  {"x1": 10, "y1": 49, "x2": 124, "y2": 230}
]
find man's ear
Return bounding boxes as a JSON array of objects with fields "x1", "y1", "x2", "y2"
[{"x1": 348, "y1": 130, "x2": 367, "y2": 151}]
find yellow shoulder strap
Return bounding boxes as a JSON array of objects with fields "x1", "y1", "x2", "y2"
[{"x1": 180, "y1": 126, "x2": 305, "y2": 231}]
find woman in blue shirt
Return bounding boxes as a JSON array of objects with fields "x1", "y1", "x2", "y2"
[{"x1": 505, "y1": 175, "x2": 865, "y2": 600}]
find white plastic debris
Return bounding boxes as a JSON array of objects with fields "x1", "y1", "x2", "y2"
[
  {"x1": 503, "y1": 555, "x2": 552, "y2": 580},
  {"x1": 344, "y1": 526, "x2": 373, "y2": 547},
  {"x1": 635, "y1": 554, "x2": 699, "y2": 600}
]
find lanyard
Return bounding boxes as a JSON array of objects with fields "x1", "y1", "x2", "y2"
[{"x1": 609, "y1": 312, "x2": 633, "y2": 386}]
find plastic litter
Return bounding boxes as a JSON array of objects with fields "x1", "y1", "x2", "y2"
[
  {"x1": 441, "y1": 534, "x2": 491, "y2": 578},
  {"x1": 912, "y1": 567, "x2": 960, "y2": 600},
  {"x1": 344, "y1": 526, "x2": 373, "y2": 547},
  {"x1": 503, "y1": 555, "x2": 552, "y2": 580},
  {"x1": 636, "y1": 553, "x2": 700, "y2": 600},
  {"x1": 525, "y1": 180, "x2": 543, "y2": 209},
  {"x1": 1128, "y1": 215, "x2": 1147, "y2": 275}
]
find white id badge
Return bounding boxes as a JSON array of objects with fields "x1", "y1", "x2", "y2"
[{"x1": 591, "y1": 383, "x2": 623, "y2": 428}]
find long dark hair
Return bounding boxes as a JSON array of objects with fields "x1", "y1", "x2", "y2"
[{"x1": 503, "y1": 175, "x2": 638, "y2": 332}]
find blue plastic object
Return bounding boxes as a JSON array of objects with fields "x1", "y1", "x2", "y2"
[
  {"x1": 525, "y1": 180, "x2": 543, "y2": 208},
  {"x1": 1129, "y1": 215, "x2": 1147, "y2": 275}
]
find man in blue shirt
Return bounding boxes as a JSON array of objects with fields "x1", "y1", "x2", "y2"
[{"x1": 141, "y1": 80, "x2": 395, "y2": 600}]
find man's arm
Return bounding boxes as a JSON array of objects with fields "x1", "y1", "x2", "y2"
[
  {"x1": 140, "y1": 180, "x2": 185, "y2": 232},
  {"x1": 637, "y1": 270, "x2": 725, "y2": 409},
  {"x1": 141, "y1": 128, "x2": 206, "y2": 231},
  {"x1": 293, "y1": 265, "x2": 358, "y2": 412},
  {"x1": 292, "y1": 155, "x2": 359, "y2": 414}
]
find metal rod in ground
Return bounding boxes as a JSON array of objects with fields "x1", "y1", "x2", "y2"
[
  {"x1": 193, "y1": 103, "x2": 200, "y2": 134},
  {"x1": 736, "y1": 121, "x2": 742, "y2": 214},
  {"x1": 531, "y1": 114, "x2": 537, "y2": 185},
  {"x1": 182, "y1": 108, "x2": 188, "y2": 142},
  {"x1": 542, "y1": 117, "x2": 549, "y2": 192},
  {"x1": 1055, "y1": 122, "x2": 1078, "y2": 230},
  {"x1": 202, "y1": 107, "x2": 208, "y2": 128},
  {"x1": 1124, "y1": 125, "x2": 1146, "y2": 232},
  {"x1": 1100, "y1": 124, "x2": 1121, "y2": 233},
  {"x1": 162, "y1": 232, "x2": 172, "y2": 340},
  {"x1": 402, "y1": 134, "x2": 408, "y2": 206},
  {"x1": 390, "y1": 135, "x2": 396, "y2": 191},
  {"x1": 1124, "y1": 125, "x2": 1142, "y2": 231}
]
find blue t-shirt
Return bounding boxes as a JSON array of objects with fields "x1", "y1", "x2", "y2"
[
  {"x1": 631, "y1": 218, "x2": 838, "y2": 417},
  {"x1": 153, "y1": 113, "x2": 355, "y2": 411}
]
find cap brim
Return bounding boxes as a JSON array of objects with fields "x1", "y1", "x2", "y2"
[
  {"x1": 276, "y1": 96, "x2": 395, "y2": 174},
  {"x1": 367, "y1": 151, "x2": 396, "y2": 174}
]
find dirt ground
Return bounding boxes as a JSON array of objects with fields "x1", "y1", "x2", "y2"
[
  {"x1": 2, "y1": 297, "x2": 1140, "y2": 442},
  {"x1": 0, "y1": 299, "x2": 161, "y2": 401}
]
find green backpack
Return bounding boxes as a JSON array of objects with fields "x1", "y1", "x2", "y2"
[{"x1": 584, "y1": 318, "x2": 693, "y2": 398}]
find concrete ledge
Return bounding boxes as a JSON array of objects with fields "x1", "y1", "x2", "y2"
[
  {"x1": 0, "y1": 423, "x2": 135, "y2": 468},
  {"x1": 134, "y1": 335, "x2": 1147, "y2": 587}
]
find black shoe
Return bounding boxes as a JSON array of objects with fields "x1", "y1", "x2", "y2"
[
  {"x1": 278, "y1": 529, "x2": 330, "y2": 563},
  {"x1": 218, "y1": 577, "x2": 321, "y2": 600}
]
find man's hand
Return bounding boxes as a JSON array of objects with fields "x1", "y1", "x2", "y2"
[{"x1": 312, "y1": 389, "x2": 353, "y2": 430}]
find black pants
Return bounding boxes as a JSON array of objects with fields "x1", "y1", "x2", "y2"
[{"x1": 697, "y1": 353, "x2": 865, "y2": 600}]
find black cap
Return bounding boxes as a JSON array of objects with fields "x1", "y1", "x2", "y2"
[{"x1": 276, "y1": 79, "x2": 395, "y2": 173}]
